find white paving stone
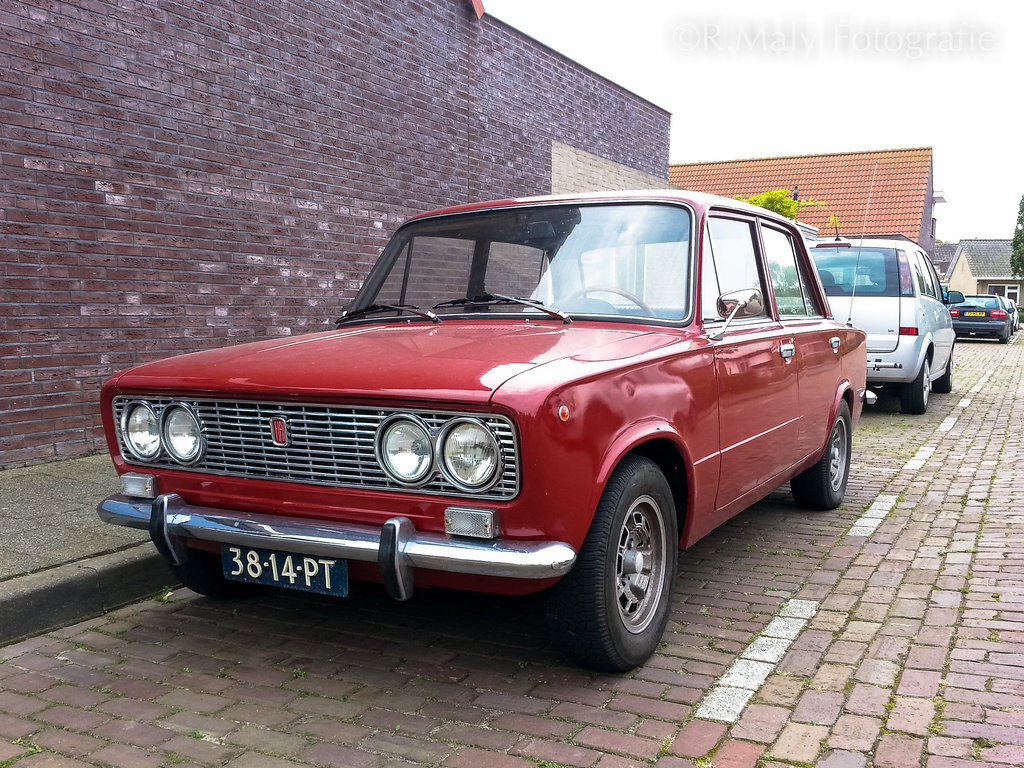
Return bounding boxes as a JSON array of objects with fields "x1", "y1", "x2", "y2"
[
  {"x1": 695, "y1": 686, "x2": 755, "y2": 722},
  {"x1": 781, "y1": 599, "x2": 819, "y2": 619},
  {"x1": 741, "y1": 635, "x2": 791, "y2": 663},
  {"x1": 761, "y1": 616, "x2": 807, "y2": 640},
  {"x1": 720, "y1": 659, "x2": 775, "y2": 689}
]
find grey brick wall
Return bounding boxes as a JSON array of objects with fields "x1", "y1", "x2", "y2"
[{"x1": 0, "y1": 0, "x2": 670, "y2": 467}]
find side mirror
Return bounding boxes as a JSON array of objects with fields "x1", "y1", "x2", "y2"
[
  {"x1": 709, "y1": 289, "x2": 764, "y2": 340},
  {"x1": 945, "y1": 290, "x2": 965, "y2": 305}
]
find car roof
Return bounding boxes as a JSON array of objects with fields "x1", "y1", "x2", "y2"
[
  {"x1": 811, "y1": 237, "x2": 926, "y2": 250},
  {"x1": 406, "y1": 189, "x2": 796, "y2": 227}
]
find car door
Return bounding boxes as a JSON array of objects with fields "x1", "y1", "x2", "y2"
[
  {"x1": 703, "y1": 214, "x2": 802, "y2": 510},
  {"x1": 760, "y1": 222, "x2": 840, "y2": 461},
  {"x1": 913, "y1": 250, "x2": 954, "y2": 372}
]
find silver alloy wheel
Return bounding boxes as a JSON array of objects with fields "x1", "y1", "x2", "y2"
[
  {"x1": 615, "y1": 494, "x2": 667, "y2": 634},
  {"x1": 828, "y1": 417, "x2": 849, "y2": 493},
  {"x1": 921, "y1": 359, "x2": 930, "y2": 407}
]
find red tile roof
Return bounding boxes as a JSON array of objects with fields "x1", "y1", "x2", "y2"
[{"x1": 669, "y1": 147, "x2": 933, "y2": 240}]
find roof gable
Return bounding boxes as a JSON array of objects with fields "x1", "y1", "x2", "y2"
[
  {"x1": 670, "y1": 147, "x2": 933, "y2": 241},
  {"x1": 957, "y1": 239, "x2": 1014, "y2": 280}
]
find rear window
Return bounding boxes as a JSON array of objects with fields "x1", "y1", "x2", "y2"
[
  {"x1": 811, "y1": 247, "x2": 900, "y2": 297},
  {"x1": 959, "y1": 295, "x2": 1001, "y2": 308}
]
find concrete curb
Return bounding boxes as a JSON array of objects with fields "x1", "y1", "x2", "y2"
[{"x1": 0, "y1": 544, "x2": 176, "y2": 646}]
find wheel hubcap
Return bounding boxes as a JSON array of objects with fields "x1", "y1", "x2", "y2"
[
  {"x1": 615, "y1": 495, "x2": 667, "y2": 634},
  {"x1": 828, "y1": 419, "x2": 848, "y2": 492},
  {"x1": 922, "y1": 361, "x2": 930, "y2": 406}
]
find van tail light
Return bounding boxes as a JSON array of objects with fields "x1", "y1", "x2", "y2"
[
  {"x1": 992, "y1": 309, "x2": 1007, "y2": 318},
  {"x1": 899, "y1": 326, "x2": 919, "y2": 336},
  {"x1": 897, "y1": 251, "x2": 915, "y2": 297},
  {"x1": 949, "y1": 308, "x2": 960, "y2": 316}
]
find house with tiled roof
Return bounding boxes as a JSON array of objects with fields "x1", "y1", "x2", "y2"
[
  {"x1": 670, "y1": 147, "x2": 940, "y2": 255},
  {"x1": 945, "y1": 240, "x2": 1021, "y2": 303},
  {"x1": 932, "y1": 242, "x2": 959, "y2": 279}
]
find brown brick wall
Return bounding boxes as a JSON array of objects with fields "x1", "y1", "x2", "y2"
[{"x1": 0, "y1": 0, "x2": 670, "y2": 468}]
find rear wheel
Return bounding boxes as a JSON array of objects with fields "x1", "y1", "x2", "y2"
[
  {"x1": 900, "y1": 357, "x2": 930, "y2": 414},
  {"x1": 932, "y1": 347, "x2": 954, "y2": 394},
  {"x1": 791, "y1": 401, "x2": 851, "y2": 510},
  {"x1": 999, "y1": 330, "x2": 1010, "y2": 344},
  {"x1": 546, "y1": 456, "x2": 678, "y2": 671}
]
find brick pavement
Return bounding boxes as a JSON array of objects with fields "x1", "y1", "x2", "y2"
[{"x1": 2, "y1": 338, "x2": 1023, "y2": 767}]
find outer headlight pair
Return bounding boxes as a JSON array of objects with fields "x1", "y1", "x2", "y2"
[
  {"x1": 376, "y1": 415, "x2": 501, "y2": 492},
  {"x1": 121, "y1": 401, "x2": 204, "y2": 464}
]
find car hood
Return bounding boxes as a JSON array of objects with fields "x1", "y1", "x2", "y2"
[{"x1": 108, "y1": 321, "x2": 686, "y2": 405}]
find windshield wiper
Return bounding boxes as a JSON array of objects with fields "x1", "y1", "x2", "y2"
[
  {"x1": 433, "y1": 293, "x2": 572, "y2": 324},
  {"x1": 335, "y1": 302, "x2": 440, "y2": 327}
]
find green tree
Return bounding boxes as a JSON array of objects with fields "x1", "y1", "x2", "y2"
[
  {"x1": 735, "y1": 189, "x2": 824, "y2": 221},
  {"x1": 1011, "y1": 194, "x2": 1024, "y2": 277}
]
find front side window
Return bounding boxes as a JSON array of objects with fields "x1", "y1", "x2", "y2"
[
  {"x1": 703, "y1": 216, "x2": 767, "y2": 321},
  {"x1": 355, "y1": 203, "x2": 693, "y2": 322}
]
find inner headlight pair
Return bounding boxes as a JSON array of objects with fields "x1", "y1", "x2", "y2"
[
  {"x1": 376, "y1": 415, "x2": 501, "y2": 492},
  {"x1": 121, "y1": 401, "x2": 204, "y2": 464}
]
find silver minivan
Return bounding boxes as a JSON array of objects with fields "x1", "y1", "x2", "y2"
[{"x1": 810, "y1": 238, "x2": 963, "y2": 414}]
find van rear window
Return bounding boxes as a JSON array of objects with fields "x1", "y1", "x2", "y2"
[{"x1": 811, "y1": 248, "x2": 900, "y2": 298}]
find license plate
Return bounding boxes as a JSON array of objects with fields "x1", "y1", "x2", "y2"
[
  {"x1": 964, "y1": 311, "x2": 986, "y2": 317},
  {"x1": 222, "y1": 545, "x2": 348, "y2": 596}
]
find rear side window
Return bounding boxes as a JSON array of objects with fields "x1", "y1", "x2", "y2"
[
  {"x1": 811, "y1": 247, "x2": 900, "y2": 297},
  {"x1": 761, "y1": 225, "x2": 824, "y2": 317}
]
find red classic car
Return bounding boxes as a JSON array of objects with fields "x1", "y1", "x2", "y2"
[{"x1": 98, "y1": 191, "x2": 867, "y2": 671}]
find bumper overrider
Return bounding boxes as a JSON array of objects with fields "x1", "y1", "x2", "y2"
[{"x1": 97, "y1": 493, "x2": 577, "y2": 601}]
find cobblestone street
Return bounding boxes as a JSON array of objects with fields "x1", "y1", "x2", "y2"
[{"x1": 2, "y1": 338, "x2": 1023, "y2": 768}]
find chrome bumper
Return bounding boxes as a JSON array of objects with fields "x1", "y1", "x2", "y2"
[{"x1": 97, "y1": 493, "x2": 576, "y2": 600}]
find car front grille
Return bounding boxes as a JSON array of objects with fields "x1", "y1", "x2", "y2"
[{"x1": 112, "y1": 396, "x2": 519, "y2": 500}]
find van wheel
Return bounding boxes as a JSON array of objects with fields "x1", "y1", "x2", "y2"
[
  {"x1": 932, "y1": 348, "x2": 954, "y2": 394},
  {"x1": 900, "y1": 358, "x2": 930, "y2": 414},
  {"x1": 546, "y1": 456, "x2": 678, "y2": 671},
  {"x1": 791, "y1": 401, "x2": 851, "y2": 510}
]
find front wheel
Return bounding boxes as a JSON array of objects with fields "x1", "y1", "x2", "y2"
[
  {"x1": 546, "y1": 456, "x2": 678, "y2": 671},
  {"x1": 932, "y1": 347, "x2": 954, "y2": 394},
  {"x1": 171, "y1": 548, "x2": 262, "y2": 600},
  {"x1": 791, "y1": 401, "x2": 852, "y2": 510}
]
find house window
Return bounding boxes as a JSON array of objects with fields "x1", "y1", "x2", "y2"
[{"x1": 989, "y1": 284, "x2": 1020, "y2": 303}]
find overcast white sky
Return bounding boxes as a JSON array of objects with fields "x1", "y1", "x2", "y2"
[{"x1": 484, "y1": 0, "x2": 1022, "y2": 242}]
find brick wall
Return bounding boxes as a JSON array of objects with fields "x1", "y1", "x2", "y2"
[
  {"x1": 551, "y1": 142, "x2": 669, "y2": 195},
  {"x1": 0, "y1": 0, "x2": 670, "y2": 468}
]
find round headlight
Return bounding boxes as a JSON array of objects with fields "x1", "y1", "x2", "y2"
[
  {"x1": 377, "y1": 416, "x2": 433, "y2": 485},
  {"x1": 123, "y1": 402, "x2": 160, "y2": 460},
  {"x1": 161, "y1": 404, "x2": 204, "y2": 464},
  {"x1": 440, "y1": 419, "x2": 500, "y2": 490}
]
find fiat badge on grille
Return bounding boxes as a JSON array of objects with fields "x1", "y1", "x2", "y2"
[{"x1": 270, "y1": 416, "x2": 290, "y2": 447}]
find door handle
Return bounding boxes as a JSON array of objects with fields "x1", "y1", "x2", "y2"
[
  {"x1": 780, "y1": 343, "x2": 796, "y2": 360},
  {"x1": 829, "y1": 336, "x2": 841, "y2": 353}
]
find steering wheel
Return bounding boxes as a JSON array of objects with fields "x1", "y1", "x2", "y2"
[{"x1": 563, "y1": 286, "x2": 654, "y2": 315}]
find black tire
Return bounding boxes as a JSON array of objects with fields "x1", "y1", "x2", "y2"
[
  {"x1": 999, "y1": 330, "x2": 1010, "y2": 344},
  {"x1": 791, "y1": 401, "x2": 851, "y2": 511},
  {"x1": 546, "y1": 456, "x2": 678, "y2": 672},
  {"x1": 171, "y1": 548, "x2": 262, "y2": 600},
  {"x1": 900, "y1": 357, "x2": 930, "y2": 414},
  {"x1": 932, "y1": 347, "x2": 953, "y2": 394}
]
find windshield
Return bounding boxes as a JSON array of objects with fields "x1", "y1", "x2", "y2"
[
  {"x1": 350, "y1": 203, "x2": 693, "y2": 322},
  {"x1": 811, "y1": 247, "x2": 900, "y2": 297}
]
